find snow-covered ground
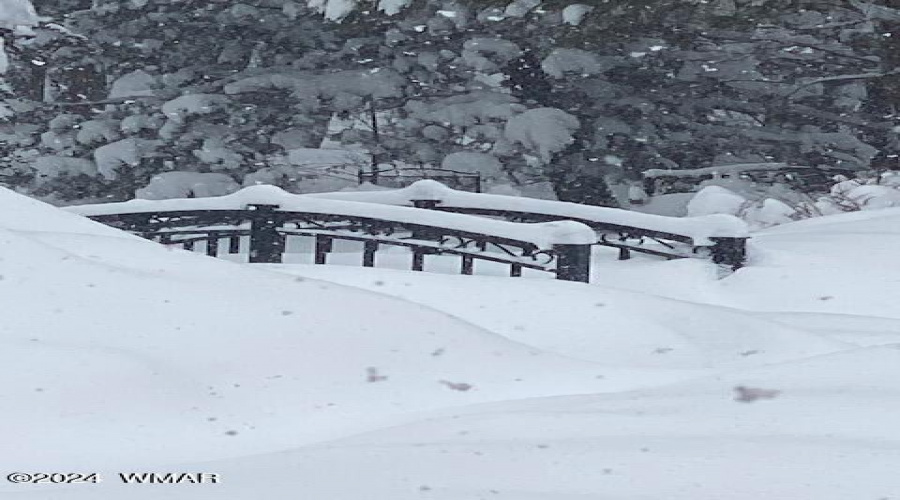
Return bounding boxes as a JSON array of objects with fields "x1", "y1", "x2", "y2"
[{"x1": 3, "y1": 186, "x2": 900, "y2": 498}]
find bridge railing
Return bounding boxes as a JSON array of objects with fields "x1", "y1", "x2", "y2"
[
  {"x1": 67, "y1": 185, "x2": 596, "y2": 282},
  {"x1": 359, "y1": 166, "x2": 482, "y2": 193},
  {"x1": 309, "y1": 180, "x2": 750, "y2": 269}
]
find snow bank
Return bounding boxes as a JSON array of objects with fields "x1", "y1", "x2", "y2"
[
  {"x1": 5, "y1": 175, "x2": 900, "y2": 499},
  {"x1": 605, "y1": 204, "x2": 900, "y2": 320},
  {"x1": 0, "y1": 186, "x2": 129, "y2": 238},
  {"x1": 310, "y1": 180, "x2": 749, "y2": 244},
  {"x1": 278, "y1": 265, "x2": 847, "y2": 371},
  {"x1": 207, "y1": 345, "x2": 899, "y2": 500},
  {"x1": 687, "y1": 185, "x2": 747, "y2": 216},
  {"x1": 0, "y1": 186, "x2": 615, "y2": 472},
  {"x1": 818, "y1": 175, "x2": 900, "y2": 212},
  {"x1": 688, "y1": 185, "x2": 800, "y2": 230},
  {"x1": 66, "y1": 185, "x2": 597, "y2": 247},
  {"x1": 16, "y1": 334, "x2": 900, "y2": 499}
]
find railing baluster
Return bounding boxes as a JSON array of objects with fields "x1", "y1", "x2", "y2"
[
  {"x1": 363, "y1": 240, "x2": 378, "y2": 267},
  {"x1": 206, "y1": 232, "x2": 219, "y2": 257},
  {"x1": 461, "y1": 255, "x2": 474, "y2": 275},
  {"x1": 412, "y1": 249, "x2": 425, "y2": 271},
  {"x1": 315, "y1": 235, "x2": 332, "y2": 265}
]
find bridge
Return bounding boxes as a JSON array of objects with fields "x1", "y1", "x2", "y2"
[
  {"x1": 310, "y1": 180, "x2": 749, "y2": 268},
  {"x1": 67, "y1": 181, "x2": 749, "y2": 283}
]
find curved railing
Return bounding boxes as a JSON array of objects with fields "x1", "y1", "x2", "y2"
[
  {"x1": 359, "y1": 167, "x2": 482, "y2": 193},
  {"x1": 67, "y1": 186, "x2": 596, "y2": 282},
  {"x1": 309, "y1": 180, "x2": 750, "y2": 269}
]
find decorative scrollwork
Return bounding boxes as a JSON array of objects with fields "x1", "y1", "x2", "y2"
[
  {"x1": 87, "y1": 207, "x2": 592, "y2": 279},
  {"x1": 439, "y1": 235, "x2": 471, "y2": 249},
  {"x1": 530, "y1": 250, "x2": 557, "y2": 266}
]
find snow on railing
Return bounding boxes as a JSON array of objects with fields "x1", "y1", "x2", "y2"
[
  {"x1": 309, "y1": 180, "x2": 749, "y2": 245},
  {"x1": 67, "y1": 185, "x2": 596, "y2": 249}
]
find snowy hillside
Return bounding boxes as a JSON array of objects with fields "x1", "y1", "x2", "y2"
[
  {"x1": 3, "y1": 180, "x2": 900, "y2": 499},
  {"x1": 6, "y1": 0, "x2": 900, "y2": 496}
]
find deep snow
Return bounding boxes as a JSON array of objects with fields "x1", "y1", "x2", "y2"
[{"x1": 3, "y1": 186, "x2": 900, "y2": 498}]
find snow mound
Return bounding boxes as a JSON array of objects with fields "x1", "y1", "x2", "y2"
[
  {"x1": 0, "y1": 186, "x2": 614, "y2": 472},
  {"x1": 687, "y1": 185, "x2": 747, "y2": 217},
  {"x1": 276, "y1": 265, "x2": 848, "y2": 371},
  {"x1": 23, "y1": 345, "x2": 900, "y2": 499}
]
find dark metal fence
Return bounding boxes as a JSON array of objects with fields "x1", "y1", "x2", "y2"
[
  {"x1": 359, "y1": 167, "x2": 482, "y2": 193},
  {"x1": 83, "y1": 206, "x2": 593, "y2": 282},
  {"x1": 314, "y1": 185, "x2": 750, "y2": 270}
]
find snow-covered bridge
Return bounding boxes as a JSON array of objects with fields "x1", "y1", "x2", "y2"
[
  {"x1": 311, "y1": 180, "x2": 749, "y2": 269},
  {"x1": 67, "y1": 181, "x2": 749, "y2": 282},
  {"x1": 67, "y1": 185, "x2": 597, "y2": 282}
]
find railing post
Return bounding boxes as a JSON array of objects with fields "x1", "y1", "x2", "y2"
[
  {"x1": 206, "y1": 231, "x2": 220, "y2": 257},
  {"x1": 553, "y1": 244, "x2": 592, "y2": 283},
  {"x1": 248, "y1": 204, "x2": 284, "y2": 264},
  {"x1": 709, "y1": 237, "x2": 748, "y2": 270}
]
